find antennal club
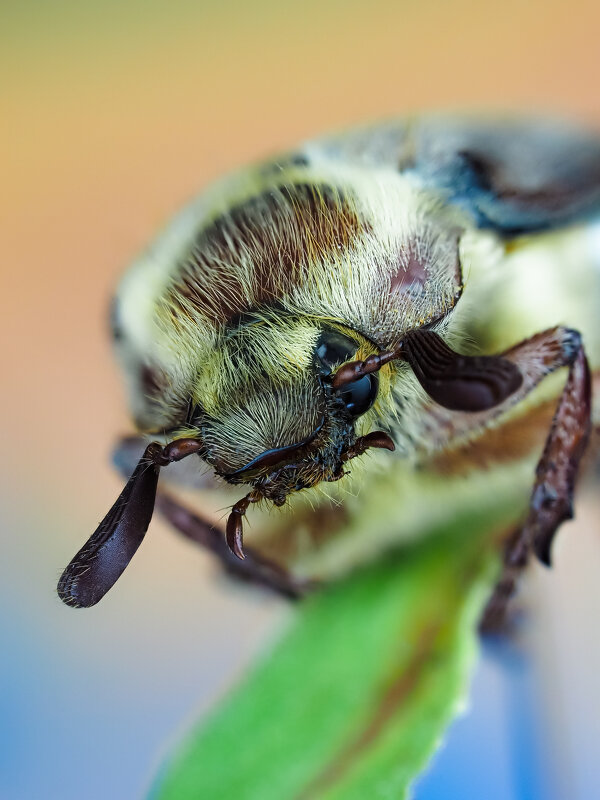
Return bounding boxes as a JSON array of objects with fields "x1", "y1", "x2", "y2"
[
  {"x1": 332, "y1": 330, "x2": 523, "y2": 412},
  {"x1": 57, "y1": 438, "x2": 204, "y2": 608}
]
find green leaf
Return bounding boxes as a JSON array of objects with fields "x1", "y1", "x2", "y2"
[{"x1": 152, "y1": 493, "x2": 518, "y2": 800}]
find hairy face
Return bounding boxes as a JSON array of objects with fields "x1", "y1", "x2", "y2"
[{"x1": 189, "y1": 315, "x2": 383, "y2": 489}]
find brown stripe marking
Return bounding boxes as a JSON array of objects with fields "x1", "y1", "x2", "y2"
[
  {"x1": 296, "y1": 620, "x2": 442, "y2": 799},
  {"x1": 295, "y1": 540, "x2": 493, "y2": 799},
  {"x1": 169, "y1": 183, "x2": 364, "y2": 324}
]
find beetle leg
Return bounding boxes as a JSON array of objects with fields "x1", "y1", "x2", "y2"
[
  {"x1": 424, "y1": 327, "x2": 591, "y2": 629},
  {"x1": 482, "y1": 329, "x2": 591, "y2": 570},
  {"x1": 488, "y1": 332, "x2": 590, "y2": 630},
  {"x1": 520, "y1": 343, "x2": 591, "y2": 565},
  {"x1": 155, "y1": 490, "x2": 315, "y2": 599}
]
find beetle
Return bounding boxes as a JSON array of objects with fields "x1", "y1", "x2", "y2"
[{"x1": 57, "y1": 113, "x2": 600, "y2": 610}]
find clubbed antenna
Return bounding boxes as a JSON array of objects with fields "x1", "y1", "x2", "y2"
[
  {"x1": 332, "y1": 329, "x2": 523, "y2": 412},
  {"x1": 57, "y1": 438, "x2": 204, "y2": 608}
]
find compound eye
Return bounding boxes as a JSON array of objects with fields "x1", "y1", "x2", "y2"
[
  {"x1": 315, "y1": 331, "x2": 358, "y2": 374},
  {"x1": 337, "y1": 374, "x2": 378, "y2": 417}
]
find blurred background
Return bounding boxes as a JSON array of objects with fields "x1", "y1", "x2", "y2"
[{"x1": 2, "y1": 1, "x2": 599, "y2": 797}]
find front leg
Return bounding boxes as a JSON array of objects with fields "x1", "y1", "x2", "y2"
[
  {"x1": 481, "y1": 340, "x2": 591, "y2": 631},
  {"x1": 518, "y1": 344, "x2": 591, "y2": 566},
  {"x1": 438, "y1": 326, "x2": 592, "y2": 629}
]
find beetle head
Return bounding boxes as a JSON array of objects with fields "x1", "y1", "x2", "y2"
[{"x1": 190, "y1": 320, "x2": 395, "y2": 554}]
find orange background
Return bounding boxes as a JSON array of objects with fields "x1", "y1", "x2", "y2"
[{"x1": 2, "y1": 1, "x2": 599, "y2": 797}]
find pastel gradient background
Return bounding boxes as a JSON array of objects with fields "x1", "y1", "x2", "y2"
[{"x1": 2, "y1": 1, "x2": 599, "y2": 798}]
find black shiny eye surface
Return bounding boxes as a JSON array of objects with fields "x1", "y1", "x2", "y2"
[
  {"x1": 337, "y1": 374, "x2": 378, "y2": 417},
  {"x1": 315, "y1": 330, "x2": 357, "y2": 374}
]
